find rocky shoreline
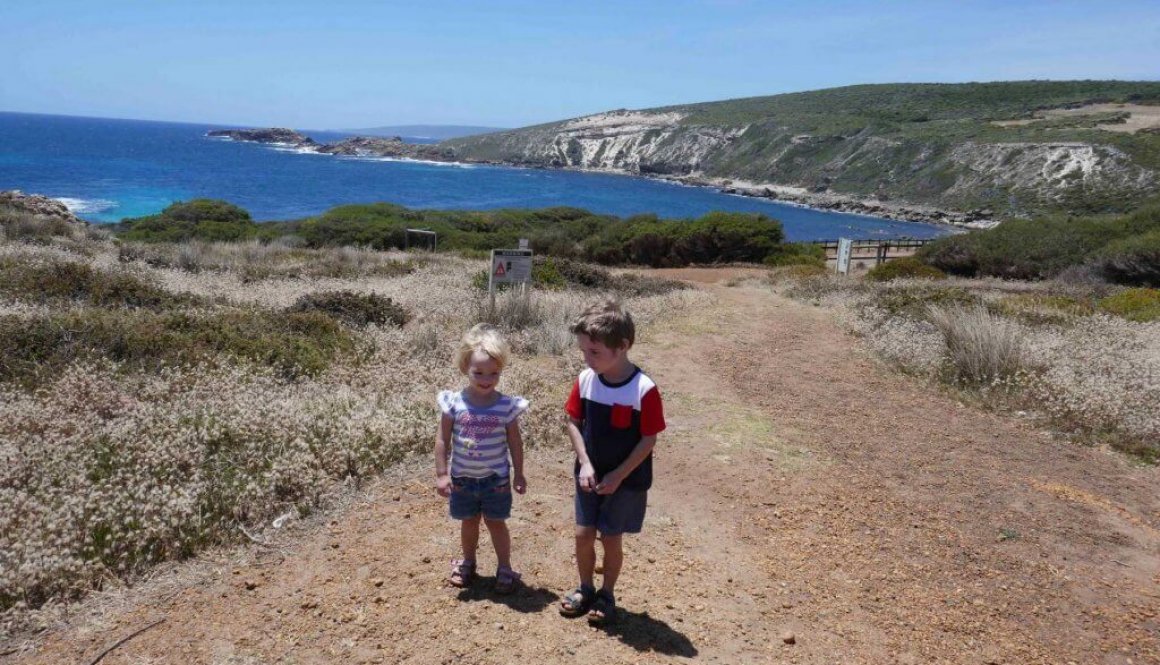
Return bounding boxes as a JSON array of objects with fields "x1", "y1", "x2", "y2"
[{"x1": 208, "y1": 127, "x2": 991, "y2": 230}]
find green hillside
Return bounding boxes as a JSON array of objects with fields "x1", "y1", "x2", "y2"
[{"x1": 445, "y1": 81, "x2": 1160, "y2": 217}]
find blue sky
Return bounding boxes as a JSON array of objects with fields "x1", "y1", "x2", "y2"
[{"x1": 2, "y1": 0, "x2": 1157, "y2": 129}]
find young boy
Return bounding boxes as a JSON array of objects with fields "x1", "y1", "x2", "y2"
[{"x1": 559, "y1": 299, "x2": 665, "y2": 625}]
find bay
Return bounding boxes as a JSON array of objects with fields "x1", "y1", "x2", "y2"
[{"x1": 0, "y1": 112, "x2": 949, "y2": 241}]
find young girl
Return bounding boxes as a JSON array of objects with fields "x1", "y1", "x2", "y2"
[{"x1": 435, "y1": 323, "x2": 528, "y2": 593}]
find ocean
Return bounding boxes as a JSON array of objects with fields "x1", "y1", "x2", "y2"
[{"x1": 0, "y1": 112, "x2": 950, "y2": 241}]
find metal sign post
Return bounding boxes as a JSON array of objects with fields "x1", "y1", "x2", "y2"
[
  {"x1": 488, "y1": 248, "x2": 534, "y2": 308},
  {"x1": 836, "y1": 237, "x2": 852, "y2": 275}
]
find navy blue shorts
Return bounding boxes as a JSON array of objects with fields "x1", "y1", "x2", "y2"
[
  {"x1": 449, "y1": 475, "x2": 512, "y2": 520},
  {"x1": 574, "y1": 480, "x2": 647, "y2": 535}
]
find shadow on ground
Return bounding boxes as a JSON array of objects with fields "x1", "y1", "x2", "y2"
[
  {"x1": 581, "y1": 608, "x2": 698, "y2": 657},
  {"x1": 455, "y1": 577, "x2": 559, "y2": 613}
]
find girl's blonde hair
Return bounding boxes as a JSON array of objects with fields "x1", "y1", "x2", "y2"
[{"x1": 454, "y1": 323, "x2": 511, "y2": 373}]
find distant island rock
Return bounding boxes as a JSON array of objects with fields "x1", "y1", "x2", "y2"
[
  {"x1": 206, "y1": 128, "x2": 454, "y2": 161},
  {"x1": 206, "y1": 127, "x2": 317, "y2": 145}
]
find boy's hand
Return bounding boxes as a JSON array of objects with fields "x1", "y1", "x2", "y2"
[
  {"x1": 435, "y1": 473, "x2": 452, "y2": 497},
  {"x1": 513, "y1": 474, "x2": 527, "y2": 495},
  {"x1": 595, "y1": 470, "x2": 623, "y2": 495},
  {"x1": 578, "y1": 463, "x2": 597, "y2": 492}
]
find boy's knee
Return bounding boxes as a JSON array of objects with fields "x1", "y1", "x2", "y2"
[
  {"x1": 483, "y1": 516, "x2": 507, "y2": 529},
  {"x1": 600, "y1": 533, "x2": 623, "y2": 550},
  {"x1": 462, "y1": 514, "x2": 482, "y2": 526},
  {"x1": 574, "y1": 526, "x2": 597, "y2": 543}
]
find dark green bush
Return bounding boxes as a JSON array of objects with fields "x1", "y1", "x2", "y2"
[
  {"x1": 917, "y1": 233, "x2": 980, "y2": 276},
  {"x1": 287, "y1": 290, "x2": 409, "y2": 328},
  {"x1": 115, "y1": 199, "x2": 259, "y2": 243},
  {"x1": 866, "y1": 257, "x2": 947, "y2": 281},
  {"x1": 0, "y1": 256, "x2": 191, "y2": 309},
  {"x1": 1096, "y1": 230, "x2": 1160, "y2": 286}
]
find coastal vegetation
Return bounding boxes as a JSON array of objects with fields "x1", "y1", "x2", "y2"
[
  {"x1": 0, "y1": 198, "x2": 706, "y2": 632},
  {"x1": 116, "y1": 200, "x2": 789, "y2": 267}
]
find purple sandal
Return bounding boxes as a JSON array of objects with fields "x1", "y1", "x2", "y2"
[
  {"x1": 495, "y1": 565, "x2": 521, "y2": 594},
  {"x1": 449, "y1": 558, "x2": 476, "y2": 587}
]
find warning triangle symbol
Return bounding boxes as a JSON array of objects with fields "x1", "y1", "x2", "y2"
[{"x1": 494, "y1": 262, "x2": 506, "y2": 277}]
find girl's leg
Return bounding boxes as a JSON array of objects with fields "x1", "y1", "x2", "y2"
[
  {"x1": 599, "y1": 533, "x2": 623, "y2": 593},
  {"x1": 574, "y1": 525, "x2": 598, "y2": 589},
  {"x1": 461, "y1": 515, "x2": 482, "y2": 561},
  {"x1": 483, "y1": 517, "x2": 511, "y2": 569}
]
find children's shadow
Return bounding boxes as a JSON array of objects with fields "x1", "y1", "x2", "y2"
[
  {"x1": 591, "y1": 609, "x2": 697, "y2": 657},
  {"x1": 455, "y1": 576, "x2": 559, "y2": 613}
]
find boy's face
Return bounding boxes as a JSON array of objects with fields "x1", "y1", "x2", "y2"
[{"x1": 577, "y1": 334, "x2": 629, "y2": 375}]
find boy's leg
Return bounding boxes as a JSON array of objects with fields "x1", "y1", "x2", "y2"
[
  {"x1": 575, "y1": 525, "x2": 598, "y2": 588},
  {"x1": 460, "y1": 514, "x2": 482, "y2": 560},
  {"x1": 483, "y1": 517, "x2": 511, "y2": 569},
  {"x1": 598, "y1": 533, "x2": 624, "y2": 593}
]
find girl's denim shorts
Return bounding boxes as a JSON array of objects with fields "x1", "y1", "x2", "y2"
[{"x1": 449, "y1": 474, "x2": 512, "y2": 520}]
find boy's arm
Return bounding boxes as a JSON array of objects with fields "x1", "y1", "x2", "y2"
[
  {"x1": 434, "y1": 413, "x2": 453, "y2": 496},
  {"x1": 594, "y1": 435, "x2": 656, "y2": 495},
  {"x1": 567, "y1": 417, "x2": 597, "y2": 492},
  {"x1": 506, "y1": 419, "x2": 526, "y2": 494}
]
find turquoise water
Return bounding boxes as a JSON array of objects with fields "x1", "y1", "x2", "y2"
[{"x1": 0, "y1": 112, "x2": 950, "y2": 241}]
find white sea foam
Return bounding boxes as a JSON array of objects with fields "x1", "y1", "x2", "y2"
[
  {"x1": 340, "y1": 155, "x2": 473, "y2": 168},
  {"x1": 53, "y1": 197, "x2": 117, "y2": 214}
]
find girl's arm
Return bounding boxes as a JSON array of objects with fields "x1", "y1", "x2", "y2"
[
  {"x1": 506, "y1": 419, "x2": 526, "y2": 494},
  {"x1": 434, "y1": 413, "x2": 454, "y2": 496}
]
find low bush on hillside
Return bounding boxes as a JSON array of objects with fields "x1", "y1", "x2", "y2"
[
  {"x1": 763, "y1": 242, "x2": 826, "y2": 268},
  {"x1": 287, "y1": 290, "x2": 409, "y2": 328},
  {"x1": 0, "y1": 307, "x2": 354, "y2": 385},
  {"x1": 1098, "y1": 287, "x2": 1160, "y2": 322},
  {"x1": 918, "y1": 204, "x2": 1160, "y2": 283},
  {"x1": 0, "y1": 209, "x2": 83, "y2": 243},
  {"x1": 1096, "y1": 230, "x2": 1160, "y2": 287},
  {"x1": 0, "y1": 255, "x2": 191, "y2": 309},
  {"x1": 991, "y1": 293, "x2": 1095, "y2": 325},
  {"x1": 866, "y1": 257, "x2": 947, "y2": 281},
  {"x1": 115, "y1": 199, "x2": 267, "y2": 243},
  {"x1": 471, "y1": 257, "x2": 687, "y2": 297}
]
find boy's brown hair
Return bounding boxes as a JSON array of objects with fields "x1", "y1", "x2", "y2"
[{"x1": 570, "y1": 298, "x2": 635, "y2": 349}]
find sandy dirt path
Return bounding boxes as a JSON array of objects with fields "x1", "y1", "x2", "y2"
[{"x1": 7, "y1": 273, "x2": 1159, "y2": 664}]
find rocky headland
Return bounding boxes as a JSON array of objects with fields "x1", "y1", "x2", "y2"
[{"x1": 0, "y1": 190, "x2": 88, "y2": 227}]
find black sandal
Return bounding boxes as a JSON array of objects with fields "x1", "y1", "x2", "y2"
[
  {"x1": 587, "y1": 589, "x2": 617, "y2": 625},
  {"x1": 559, "y1": 585, "x2": 596, "y2": 617}
]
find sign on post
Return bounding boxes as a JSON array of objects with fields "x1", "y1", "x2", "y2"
[
  {"x1": 518, "y1": 238, "x2": 529, "y2": 250},
  {"x1": 836, "y1": 237, "x2": 852, "y2": 275},
  {"x1": 489, "y1": 248, "x2": 533, "y2": 295}
]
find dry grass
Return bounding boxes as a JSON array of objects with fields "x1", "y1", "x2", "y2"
[
  {"x1": 0, "y1": 235, "x2": 705, "y2": 636},
  {"x1": 770, "y1": 272, "x2": 1160, "y2": 460}
]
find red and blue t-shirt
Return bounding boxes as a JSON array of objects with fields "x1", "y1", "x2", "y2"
[{"x1": 565, "y1": 366, "x2": 666, "y2": 491}]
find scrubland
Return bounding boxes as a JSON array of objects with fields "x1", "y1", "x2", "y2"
[
  {"x1": 764, "y1": 266, "x2": 1160, "y2": 461},
  {"x1": 0, "y1": 217, "x2": 701, "y2": 636}
]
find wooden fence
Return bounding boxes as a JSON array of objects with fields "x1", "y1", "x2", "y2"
[{"x1": 810, "y1": 239, "x2": 936, "y2": 269}]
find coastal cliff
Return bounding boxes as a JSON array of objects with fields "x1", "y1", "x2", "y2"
[
  {"x1": 207, "y1": 129, "x2": 452, "y2": 161},
  {"x1": 443, "y1": 81, "x2": 1160, "y2": 220}
]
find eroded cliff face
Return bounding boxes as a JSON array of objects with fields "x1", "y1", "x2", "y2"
[{"x1": 446, "y1": 112, "x2": 1158, "y2": 216}]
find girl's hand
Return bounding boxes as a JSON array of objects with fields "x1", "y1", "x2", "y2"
[
  {"x1": 578, "y1": 463, "x2": 597, "y2": 493},
  {"x1": 513, "y1": 474, "x2": 527, "y2": 494},
  {"x1": 435, "y1": 474, "x2": 453, "y2": 497}
]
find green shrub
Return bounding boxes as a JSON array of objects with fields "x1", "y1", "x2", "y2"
[
  {"x1": 532, "y1": 257, "x2": 567, "y2": 290},
  {"x1": 866, "y1": 257, "x2": 947, "y2": 281},
  {"x1": 764, "y1": 242, "x2": 826, "y2": 268},
  {"x1": 1098, "y1": 288, "x2": 1160, "y2": 322},
  {"x1": 1097, "y1": 230, "x2": 1160, "y2": 286},
  {"x1": 0, "y1": 209, "x2": 82, "y2": 242},
  {"x1": 115, "y1": 199, "x2": 259, "y2": 243},
  {"x1": 287, "y1": 290, "x2": 409, "y2": 328},
  {"x1": 0, "y1": 307, "x2": 354, "y2": 385},
  {"x1": 0, "y1": 256, "x2": 191, "y2": 309},
  {"x1": 917, "y1": 233, "x2": 980, "y2": 276}
]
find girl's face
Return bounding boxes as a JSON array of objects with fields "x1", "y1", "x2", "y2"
[{"x1": 466, "y1": 350, "x2": 501, "y2": 397}]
